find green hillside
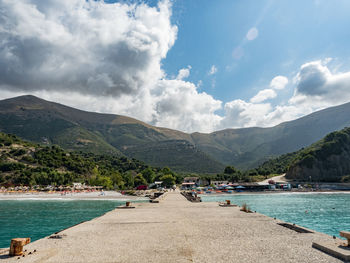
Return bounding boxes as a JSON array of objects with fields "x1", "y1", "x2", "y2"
[
  {"x1": 1, "y1": 95, "x2": 350, "y2": 172},
  {"x1": 124, "y1": 140, "x2": 225, "y2": 173},
  {"x1": 285, "y1": 127, "x2": 350, "y2": 182},
  {"x1": 0, "y1": 95, "x2": 220, "y2": 173},
  {"x1": 192, "y1": 103, "x2": 350, "y2": 169},
  {"x1": 255, "y1": 127, "x2": 350, "y2": 182},
  {"x1": 0, "y1": 132, "x2": 178, "y2": 188}
]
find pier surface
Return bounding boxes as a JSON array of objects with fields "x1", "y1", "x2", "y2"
[{"x1": 0, "y1": 191, "x2": 342, "y2": 262}]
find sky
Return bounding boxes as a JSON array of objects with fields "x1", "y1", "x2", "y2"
[{"x1": 1, "y1": 0, "x2": 350, "y2": 133}]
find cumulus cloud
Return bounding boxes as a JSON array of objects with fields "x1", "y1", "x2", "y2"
[
  {"x1": 291, "y1": 60, "x2": 350, "y2": 106},
  {"x1": 246, "y1": 27, "x2": 259, "y2": 41},
  {"x1": 208, "y1": 65, "x2": 218, "y2": 75},
  {"x1": 250, "y1": 89, "x2": 277, "y2": 103},
  {"x1": 0, "y1": 0, "x2": 223, "y2": 133},
  {"x1": 1, "y1": 1, "x2": 350, "y2": 133},
  {"x1": 270, "y1": 76, "x2": 288, "y2": 90},
  {"x1": 0, "y1": 0, "x2": 177, "y2": 96},
  {"x1": 219, "y1": 59, "x2": 350, "y2": 129},
  {"x1": 153, "y1": 79, "x2": 222, "y2": 132},
  {"x1": 221, "y1": 100, "x2": 272, "y2": 128},
  {"x1": 176, "y1": 66, "x2": 191, "y2": 80}
]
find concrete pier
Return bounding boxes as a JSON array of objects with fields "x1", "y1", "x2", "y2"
[{"x1": 0, "y1": 191, "x2": 343, "y2": 262}]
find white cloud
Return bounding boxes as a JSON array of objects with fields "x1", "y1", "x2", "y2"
[
  {"x1": 250, "y1": 89, "x2": 277, "y2": 103},
  {"x1": 219, "y1": 59, "x2": 350, "y2": 129},
  {"x1": 176, "y1": 66, "x2": 191, "y2": 80},
  {"x1": 220, "y1": 100, "x2": 272, "y2": 128},
  {"x1": 208, "y1": 65, "x2": 218, "y2": 75},
  {"x1": 152, "y1": 79, "x2": 222, "y2": 132},
  {"x1": 246, "y1": 27, "x2": 259, "y2": 41},
  {"x1": 292, "y1": 60, "x2": 350, "y2": 104},
  {"x1": 0, "y1": 0, "x2": 177, "y2": 96},
  {"x1": 270, "y1": 76, "x2": 288, "y2": 90},
  {"x1": 0, "y1": 0, "x2": 223, "y2": 133},
  {"x1": 1, "y1": 1, "x2": 350, "y2": 133}
]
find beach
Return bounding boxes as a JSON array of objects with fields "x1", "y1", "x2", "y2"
[
  {"x1": 0, "y1": 190, "x2": 343, "y2": 263},
  {"x1": 0, "y1": 191, "x2": 147, "y2": 201}
]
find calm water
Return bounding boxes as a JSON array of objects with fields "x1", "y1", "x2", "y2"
[
  {"x1": 0, "y1": 200, "x2": 142, "y2": 248},
  {"x1": 201, "y1": 193, "x2": 350, "y2": 238}
]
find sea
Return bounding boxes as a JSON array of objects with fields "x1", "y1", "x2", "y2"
[
  {"x1": 0, "y1": 193, "x2": 349, "y2": 248},
  {"x1": 201, "y1": 192, "x2": 350, "y2": 239},
  {"x1": 0, "y1": 199, "x2": 143, "y2": 248}
]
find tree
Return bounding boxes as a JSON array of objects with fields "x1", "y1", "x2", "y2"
[
  {"x1": 224, "y1": 166, "x2": 236, "y2": 174},
  {"x1": 141, "y1": 168, "x2": 155, "y2": 183},
  {"x1": 123, "y1": 171, "x2": 135, "y2": 189},
  {"x1": 160, "y1": 174, "x2": 175, "y2": 188},
  {"x1": 110, "y1": 171, "x2": 124, "y2": 189},
  {"x1": 96, "y1": 176, "x2": 113, "y2": 190},
  {"x1": 134, "y1": 173, "x2": 147, "y2": 187}
]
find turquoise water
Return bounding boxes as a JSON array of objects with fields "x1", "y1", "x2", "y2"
[
  {"x1": 201, "y1": 193, "x2": 350, "y2": 238},
  {"x1": 0, "y1": 200, "x2": 141, "y2": 248}
]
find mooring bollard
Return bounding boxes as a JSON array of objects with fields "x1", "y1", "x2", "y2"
[
  {"x1": 126, "y1": 201, "x2": 131, "y2": 207},
  {"x1": 9, "y1": 238, "x2": 30, "y2": 256},
  {"x1": 340, "y1": 231, "x2": 350, "y2": 246},
  {"x1": 226, "y1": 200, "x2": 231, "y2": 205}
]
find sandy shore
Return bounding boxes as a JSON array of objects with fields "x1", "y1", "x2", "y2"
[
  {"x1": 0, "y1": 191, "x2": 147, "y2": 201},
  {"x1": 0, "y1": 190, "x2": 343, "y2": 263}
]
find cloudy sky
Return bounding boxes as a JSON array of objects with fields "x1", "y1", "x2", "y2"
[{"x1": 1, "y1": 0, "x2": 350, "y2": 133}]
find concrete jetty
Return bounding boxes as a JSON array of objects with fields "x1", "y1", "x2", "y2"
[{"x1": 0, "y1": 191, "x2": 343, "y2": 262}]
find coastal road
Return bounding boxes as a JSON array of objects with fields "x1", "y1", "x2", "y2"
[{"x1": 0, "y1": 191, "x2": 342, "y2": 263}]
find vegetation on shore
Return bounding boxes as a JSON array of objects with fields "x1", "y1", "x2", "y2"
[
  {"x1": 256, "y1": 127, "x2": 350, "y2": 182},
  {"x1": 3, "y1": 126, "x2": 350, "y2": 188},
  {"x1": 193, "y1": 165, "x2": 276, "y2": 185},
  {"x1": 0, "y1": 133, "x2": 180, "y2": 189}
]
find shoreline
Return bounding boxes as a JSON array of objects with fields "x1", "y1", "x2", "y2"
[
  {"x1": 0, "y1": 191, "x2": 148, "y2": 201},
  {"x1": 1, "y1": 189, "x2": 349, "y2": 200},
  {"x1": 198, "y1": 190, "x2": 350, "y2": 196}
]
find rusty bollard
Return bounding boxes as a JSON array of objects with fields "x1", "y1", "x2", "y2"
[
  {"x1": 9, "y1": 238, "x2": 30, "y2": 256},
  {"x1": 340, "y1": 231, "x2": 350, "y2": 246},
  {"x1": 126, "y1": 201, "x2": 131, "y2": 207},
  {"x1": 226, "y1": 200, "x2": 231, "y2": 205}
]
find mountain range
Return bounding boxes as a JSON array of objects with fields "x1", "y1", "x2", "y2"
[{"x1": 1, "y1": 95, "x2": 350, "y2": 173}]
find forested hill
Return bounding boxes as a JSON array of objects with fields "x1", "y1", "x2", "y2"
[
  {"x1": 0, "y1": 133, "x2": 180, "y2": 188},
  {"x1": 257, "y1": 127, "x2": 350, "y2": 182},
  {"x1": 286, "y1": 127, "x2": 350, "y2": 182}
]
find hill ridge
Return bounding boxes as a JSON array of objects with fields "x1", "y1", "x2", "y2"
[{"x1": 1, "y1": 95, "x2": 350, "y2": 171}]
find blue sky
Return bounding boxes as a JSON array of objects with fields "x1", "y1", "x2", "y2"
[
  {"x1": 163, "y1": 0, "x2": 350, "y2": 104},
  {"x1": 1, "y1": 0, "x2": 350, "y2": 132}
]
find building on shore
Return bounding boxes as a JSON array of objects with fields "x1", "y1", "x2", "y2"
[{"x1": 182, "y1": 177, "x2": 202, "y2": 189}]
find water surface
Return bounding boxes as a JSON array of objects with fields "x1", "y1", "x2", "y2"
[
  {"x1": 0, "y1": 200, "x2": 141, "y2": 248},
  {"x1": 201, "y1": 193, "x2": 350, "y2": 238}
]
